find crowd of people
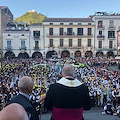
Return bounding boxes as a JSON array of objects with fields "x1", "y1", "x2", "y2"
[{"x1": 0, "y1": 57, "x2": 120, "y2": 117}]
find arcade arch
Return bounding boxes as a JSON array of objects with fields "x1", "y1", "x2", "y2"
[
  {"x1": 18, "y1": 52, "x2": 29, "y2": 58},
  {"x1": 61, "y1": 50, "x2": 70, "y2": 58},
  {"x1": 75, "y1": 50, "x2": 81, "y2": 57},
  {"x1": 85, "y1": 51, "x2": 93, "y2": 57},
  {"x1": 4, "y1": 51, "x2": 15, "y2": 59},
  {"x1": 32, "y1": 52, "x2": 42, "y2": 58}
]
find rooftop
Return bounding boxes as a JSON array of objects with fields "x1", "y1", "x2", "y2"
[
  {"x1": 0, "y1": 6, "x2": 7, "y2": 9},
  {"x1": 94, "y1": 11, "x2": 120, "y2": 16},
  {"x1": 43, "y1": 18, "x2": 93, "y2": 22},
  {"x1": 30, "y1": 23, "x2": 42, "y2": 26}
]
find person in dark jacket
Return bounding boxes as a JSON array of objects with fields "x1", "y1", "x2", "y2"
[
  {"x1": 9, "y1": 76, "x2": 45, "y2": 120},
  {"x1": 44, "y1": 65, "x2": 91, "y2": 120}
]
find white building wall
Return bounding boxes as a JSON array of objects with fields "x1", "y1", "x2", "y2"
[
  {"x1": 93, "y1": 15, "x2": 120, "y2": 56},
  {"x1": 3, "y1": 31, "x2": 30, "y2": 58},
  {"x1": 29, "y1": 25, "x2": 44, "y2": 57}
]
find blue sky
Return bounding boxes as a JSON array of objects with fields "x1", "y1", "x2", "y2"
[{"x1": 1, "y1": 0, "x2": 120, "y2": 19}]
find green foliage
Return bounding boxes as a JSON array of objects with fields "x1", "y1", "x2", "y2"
[{"x1": 15, "y1": 11, "x2": 47, "y2": 24}]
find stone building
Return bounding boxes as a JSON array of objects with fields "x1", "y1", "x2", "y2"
[{"x1": 0, "y1": 6, "x2": 13, "y2": 57}]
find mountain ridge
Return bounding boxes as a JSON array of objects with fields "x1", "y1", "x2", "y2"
[{"x1": 15, "y1": 11, "x2": 47, "y2": 24}]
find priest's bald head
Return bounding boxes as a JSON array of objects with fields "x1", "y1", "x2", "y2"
[{"x1": 62, "y1": 65, "x2": 75, "y2": 78}]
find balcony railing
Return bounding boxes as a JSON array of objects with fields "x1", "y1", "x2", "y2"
[
  {"x1": 58, "y1": 45, "x2": 84, "y2": 49},
  {"x1": 46, "y1": 33, "x2": 93, "y2": 37},
  {"x1": 108, "y1": 36, "x2": 115, "y2": 39},
  {"x1": 77, "y1": 34, "x2": 93, "y2": 37},
  {"x1": 47, "y1": 33, "x2": 63, "y2": 37},
  {"x1": 97, "y1": 35, "x2": 105, "y2": 39},
  {"x1": 96, "y1": 47, "x2": 117, "y2": 51},
  {"x1": 97, "y1": 26, "x2": 105, "y2": 29}
]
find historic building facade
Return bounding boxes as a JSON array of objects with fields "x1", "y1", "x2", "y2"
[
  {"x1": 3, "y1": 23, "x2": 30, "y2": 58},
  {"x1": 2, "y1": 11, "x2": 120, "y2": 58},
  {"x1": 93, "y1": 12, "x2": 120, "y2": 57},
  {"x1": 42, "y1": 18, "x2": 95, "y2": 58},
  {"x1": 29, "y1": 23, "x2": 44, "y2": 58},
  {"x1": 2, "y1": 23, "x2": 44, "y2": 58}
]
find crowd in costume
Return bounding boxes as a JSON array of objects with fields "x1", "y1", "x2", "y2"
[{"x1": 0, "y1": 57, "x2": 120, "y2": 117}]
